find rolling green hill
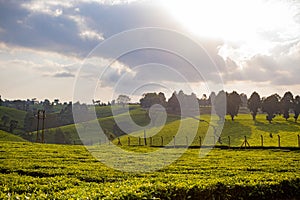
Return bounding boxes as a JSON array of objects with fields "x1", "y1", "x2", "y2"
[
  {"x1": 117, "y1": 114, "x2": 300, "y2": 147},
  {"x1": 31, "y1": 106, "x2": 180, "y2": 144},
  {"x1": 0, "y1": 106, "x2": 26, "y2": 128},
  {"x1": 0, "y1": 130, "x2": 27, "y2": 142}
]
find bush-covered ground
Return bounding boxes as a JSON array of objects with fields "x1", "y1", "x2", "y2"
[{"x1": 0, "y1": 142, "x2": 299, "y2": 199}]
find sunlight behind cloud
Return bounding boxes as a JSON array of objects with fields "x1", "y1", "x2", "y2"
[{"x1": 162, "y1": 0, "x2": 299, "y2": 57}]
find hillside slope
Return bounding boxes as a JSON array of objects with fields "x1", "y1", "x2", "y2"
[
  {"x1": 0, "y1": 130, "x2": 27, "y2": 142},
  {"x1": 117, "y1": 114, "x2": 300, "y2": 147}
]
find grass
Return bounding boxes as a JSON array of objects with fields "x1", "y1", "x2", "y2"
[
  {"x1": 117, "y1": 114, "x2": 300, "y2": 147},
  {"x1": 0, "y1": 130, "x2": 27, "y2": 142},
  {"x1": 0, "y1": 141, "x2": 299, "y2": 199},
  {"x1": 0, "y1": 106, "x2": 26, "y2": 128}
]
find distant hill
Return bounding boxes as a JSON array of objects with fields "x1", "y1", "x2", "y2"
[
  {"x1": 0, "y1": 130, "x2": 27, "y2": 142},
  {"x1": 0, "y1": 106, "x2": 26, "y2": 128},
  {"x1": 29, "y1": 105, "x2": 180, "y2": 144}
]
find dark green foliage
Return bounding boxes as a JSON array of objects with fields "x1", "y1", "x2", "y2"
[
  {"x1": 262, "y1": 94, "x2": 281, "y2": 123},
  {"x1": 227, "y1": 91, "x2": 242, "y2": 121},
  {"x1": 1, "y1": 115, "x2": 9, "y2": 127},
  {"x1": 214, "y1": 90, "x2": 227, "y2": 121},
  {"x1": 281, "y1": 91, "x2": 294, "y2": 120},
  {"x1": 248, "y1": 92, "x2": 261, "y2": 120},
  {"x1": 140, "y1": 92, "x2": 167, "y2": 108},
  {"x1": 293, "y1": 95, "x2": 300, "y2": 122},
  {"x1": 9, "y1": 120, "x2": 18, "y2": 133},
  {"x1": 24, "y1": 111, "x2": 35, "y2": 132}
]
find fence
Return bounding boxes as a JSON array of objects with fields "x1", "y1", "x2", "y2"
[{"x1": 112, "y1": 134, "x2": 300, "y2": 149}]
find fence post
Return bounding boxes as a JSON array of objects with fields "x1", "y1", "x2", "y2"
[
  {"x1": 150, "y1": 137, "x2": 152, "y2": 146},
  {"x1": 186, "y1": 136, "x2": 188, "y2": 147},
  {"x1": 138, "y1": 137, "x2": 141, "y2": 146},
  {"x1": 161, "y1": 136, "x2": 164, "y2": 146},
  {"x1": 228, "y1": 136, "x2": 230, "y2": 148},
  {"x1": 298, "y1": 135, "x2": 300, "y2": 147},
  {"x1": 173, "y1": 136, "x2": 176, "y2": 148},
  {"x1": 128, "y1": 137, "x2": 130, "y2": 146},
  {"x1": 117, "y1": 138, "x2": 122, "y2": 146},
  {"x1": 144, "y1": 130, "x2": 147, "y2": 146},
  {"x1": 278, "y1": 135, "x2": 280, "y2": 148},
  {"x1": 261, "y1": 135, "x2": 263, "y2": 147},
  {"x1": 199, "y1": 136, "x2": 202, "y2": 147}
]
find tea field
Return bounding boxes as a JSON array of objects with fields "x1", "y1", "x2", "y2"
[{"x1": 0, "y1": 142, "x2": 299, "y2": 199}]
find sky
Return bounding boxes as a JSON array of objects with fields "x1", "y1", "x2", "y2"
[{"x1": 0, "y1": 0, "x2": 300, "y2": 103}]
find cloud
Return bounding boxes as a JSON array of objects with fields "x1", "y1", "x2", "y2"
[{"x1": 52, "y1": 72, "x2": 75, "y2": 78}]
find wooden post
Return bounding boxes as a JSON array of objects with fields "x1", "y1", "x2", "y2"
[
  {"x1": 150, "y1": 137, "x2": 152, "y2": 146},
  {"x1": 213, "y1": 136, "x2": 216, "y2": 144},
  {"x1": 117, "y1": 138, "x2": 122, "y2": 146},
  {"x1": 161, "y1": 136, "x2": 164, "y2": 146},
  {"x1": 199, "y1": 136, "x2": 202, "y2": 147},
  {"x1": 128, "y1": 137, "x2": 130, "y2": 146},
  {"x1": 240, "y1": 136, "x2": 250, "y2": 149},
  {"x1": 173, "y1": 136, "x2": 176, "y2": 148},
  {"x1": 41, "y1": 110, "x2": 45, "y2": 143},
  {"x1": 298, "y1": 135, "x2": 300, "y2": 147},
  {"x1": 138, "y1": 137, "x2": 141, "y2": 146},
  {"x1": 278, "y1": 135, "x2": 280, "y2": 148},
  {"x1": 186, "y1": 136, "x2": 188, "y2": 147},
  {"x1": 144, "y1": 130, "x2": 147, "y2": 146},
  {"x1": 261, "y1": 135, "x2": 263, "y2": 147},
  {"x1": 228, "y1": 136, "x2": 231, "y2": 148},
  {"x1": 35, "y1": 111, "x2": 40, "y2": 143}
]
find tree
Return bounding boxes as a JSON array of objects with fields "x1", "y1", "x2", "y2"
[
  {"x1": 43, "y1": 99, "x2": 53, "y2": 113},
  {"x1": 281, "y1": 91, "x2": 294, "y2": 120},
  {"x1": 117, "y1": 95, "x2": 131, "y2": 107},
  {"x1": 1, "y1": 115, "x2": 10, "y2": 127},
  {"x1": 239, "y1": 93, "x2": 248, "y2": 107},
  {"x1": 227, "y1": 91, "x2": 242, "y2": 121},
  {"x1": 140, "y1": 92, "x2": 167, "y2": 109},
  {"x1": 247, "y1": 92, "x2": 261, "y2": 120},
  {"x1": 9, "y1": 120, "x2": 18, "y2": 133},
  {"x1": 294, "y1": 95, "x2": 300, "y2": 122},
  {"x1": 208, "y1": 92, "x2": 216, "y2": 106},
  {"x1": 213, "y1": 90, "x2": 227, "y2": 121},
  {"x1": 261, "y1": 94, "x2": 280, "y2": 123}
]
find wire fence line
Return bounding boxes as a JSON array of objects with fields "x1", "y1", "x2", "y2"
[{"x1": 111, "y1": 134, "x2": 300, "y2": 149}]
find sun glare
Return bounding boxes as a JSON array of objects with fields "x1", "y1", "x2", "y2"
[
  {"x1": 162, "y1": 0, "x2": 297, "y2": 42},
  {"x1": 162, "y1": 0, "x2": 299, "y2": 64}
]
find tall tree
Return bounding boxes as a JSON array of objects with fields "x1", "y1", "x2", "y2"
[
  {"x1": 261, "y1": 94, "x2": 280, "y2": 123},
  {"x1": 208, "y1": 92, "x2": 216, "y2": 106},
  {"x1": 294, "y1": 95, "x2": 300, "y2": 122},
  {"x1": 213, "y1": 90, "x2": 227, "y2": 121},
  {"x1": 227, "y1": 91, "x2": 242, "y2": 121},
  {"x1": 140, "y1": 92, "x2": 167, "y2": 108},
  {"x1": 247, "y1": 92, "x2": 261, "y2": 120},
  {"x1": 117, "y1": 95, "x2": 131, "y2": 108},
  {"x1": 239, "y1": 93, "x2": 248, "y2": 107},
  {"x1": 281, "y1": 91, "x2": 294, "y2": 120}
]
